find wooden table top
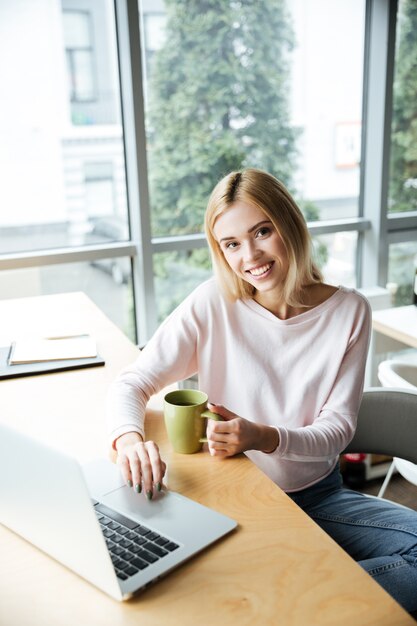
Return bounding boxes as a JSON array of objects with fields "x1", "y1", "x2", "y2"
[
  {"x1": 0, "y1": 292, "x2": 413, "y2": 626},
  {"x1": 373, "y1": 305, "x2": 417, "y2": 349}
]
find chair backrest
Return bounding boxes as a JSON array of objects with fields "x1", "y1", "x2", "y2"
[
  {"x1": 343, "y1": 388, "x2": 417, "y2": 464},
  {"x1": 378, "y1": 359, "x2": 417, "y2": 389}
]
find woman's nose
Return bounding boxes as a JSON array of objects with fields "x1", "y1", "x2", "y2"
[{"x1": 243, "y1": 241, "x2": 262, "y2": 263}]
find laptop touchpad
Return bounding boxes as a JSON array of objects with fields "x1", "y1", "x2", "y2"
[{"x1": 102, "y1": 484, "x2": 173, "y2": 524}]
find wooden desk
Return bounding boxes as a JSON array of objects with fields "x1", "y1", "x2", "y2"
[
  {"x1": 373, "y1": 305, "x2": 417, "y2": 349},
  {"x1": 0, "y1": 293, "x2": 413, "y2": 626}
]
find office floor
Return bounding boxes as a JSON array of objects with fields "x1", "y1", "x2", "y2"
[{"x1": 356, "y1": 474, "x2": 417, "y2": 511}]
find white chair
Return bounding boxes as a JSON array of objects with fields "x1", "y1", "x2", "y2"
[
  {"x1": 377, "y1": 360, "x2": 417, "y2": 498},
  {"x1": 378, "y1": 359, "x2": 417, "y2": 389}
]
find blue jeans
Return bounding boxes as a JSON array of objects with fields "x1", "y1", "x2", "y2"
[{"x1": 288, "y1": 463, "x2": 417, "y2": 613}]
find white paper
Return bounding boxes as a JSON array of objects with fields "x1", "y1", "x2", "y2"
[{"x1": 9, "y1": 335, "x2": 97, "y2": 364}]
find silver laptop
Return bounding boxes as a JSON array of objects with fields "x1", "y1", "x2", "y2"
[{"x1": 0, "y1": 423, "x2": 237, "y2": 600}]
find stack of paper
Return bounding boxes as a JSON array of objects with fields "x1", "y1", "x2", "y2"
[{"x1": 9, "y1": 335, "x2": 97, "y2": 365}]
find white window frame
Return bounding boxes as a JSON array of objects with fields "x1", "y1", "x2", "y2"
[{"x1": 1, "y1": 0, "x2": 416, "y2": 347}]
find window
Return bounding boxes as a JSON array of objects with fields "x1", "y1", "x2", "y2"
[
  {"x1": 154, "y1": 249, "x2": 212, "y2": 322},
  {"x1": 63, "y1": 10, "x2": 96, "y2": 103},
  {"x1": 388, "y1": 241, "x2": 417, "y2": 306},
  {"x1": 1, "y1": 0, "x2": 416, "y2": 346},
  {"x1": 139, "y1": 0, "x2": 366, "y2": 318},
  {"x1": 0, "y1": 261, "x2": 135, "y2": 340},
  {"x1": 313, "y1": 232, "x2": 358, "y2": 289},
  {"x1": 84, "y1": 162, "x2": 115, "y2": 219},
  {"x1": 384, "y1": 0, "x2": 417, "y2": 307},
  {"x1": 388, "y1": 0, "x2": 417, "y2": 214},
  {"x1": 0, "y1": 0, "x2": 135, "y2": 341},
  {"x1": 142, "y1": 0, "x2": 366, "y2": 238}
]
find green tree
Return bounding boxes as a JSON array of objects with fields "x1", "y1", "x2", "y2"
[
  {"x1": 146, "y1": 1, "x2": 329, "y2": 321},
  {"x1": 147, "y1": 0, "x2": 298, "y2": 237},
  {"x1": 388, "y1": 0, "x2": 417, "y2": 213}
]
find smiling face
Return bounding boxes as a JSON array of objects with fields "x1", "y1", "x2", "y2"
[
  {"x1": 213, "y1": 201, "x2": 289, "y2": 303},
  {"x1": 205, "y1": 169, "x2": 323, "y2": 311}
]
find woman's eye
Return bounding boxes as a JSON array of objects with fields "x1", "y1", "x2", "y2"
[
  {"x1": 226, "y1": 241, "x2": 238, "y2": 249},
  {"x1": 256, "y1": 227, "x2": 271, "y2": 237}
]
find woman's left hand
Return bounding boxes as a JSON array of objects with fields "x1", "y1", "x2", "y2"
[{"x1": 206, "y1": 403, "x2": 279, "y2": 458}]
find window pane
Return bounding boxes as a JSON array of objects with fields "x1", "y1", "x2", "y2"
[
  {"x1": 63, "y1": 10, "x2": 91, "y2": 48},
  {"x1": 72, "y1": 50, "x2": 96, "y2": 101},
  {"x1": 0, "y1": 259, "x2": 136, "y2": 342},
  {"x1": 388, "y1": 240, "x2": 417, "y2": 306},
  {"x1": 314, "y1": 231, "x2": 357, "y2": 288},
  {"x1": 141, "y1": 0, "x2": 365, "y2": 237},
  {"x1": 0, "y1": 0, "x2": 128, "y2": 255},
  {"x1": 154, "y1": 249, "x2": 212, "y2": 321},
  {"x1": 388, "y1": 0, "x2": 417, "y2": 214}
]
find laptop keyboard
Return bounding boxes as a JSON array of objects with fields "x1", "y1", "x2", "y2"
[{"x1": 93, "y1": 501, "x2": 179, "y2": 581}]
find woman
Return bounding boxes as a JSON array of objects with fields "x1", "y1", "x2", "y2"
[{"x1": 107, "y1": 169, "x2": 417, "y2": 613}]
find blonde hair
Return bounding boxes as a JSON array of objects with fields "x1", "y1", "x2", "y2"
[{"x1": 204, "y1": 168, "x2": 323, "y2": 307}]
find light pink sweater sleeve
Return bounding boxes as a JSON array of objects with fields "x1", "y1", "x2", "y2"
[
  {"x1": 273, "y1": 296, "x2": 371, "y2": 461},
  {"x1": 106, "y1": 295, "x2": 201, "y2": 448}
]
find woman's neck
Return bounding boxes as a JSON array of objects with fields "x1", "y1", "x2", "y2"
[
  {"x1": 253, "y1": 283, "x2": 339, "y2": 320},
  {"x1": 253, "y1": 292, "x2": 301, "y2": 320}
]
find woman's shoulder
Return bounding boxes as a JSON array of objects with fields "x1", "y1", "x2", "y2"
[
  {"x1": 338, "y1": 285, "x2": 372, "y2": 312},
  {"x1": 172, "y1": 277, "x2": 224, "y2": 319},
  {"x1": 304, "y1": 283, "x2": 371, "y2": 321},
  {"x1": 152, "y1": 278, "x2": 221, "y2": 336},
  {"x1": 186, "y1": 276, "x2": 221, "y2": 303}
]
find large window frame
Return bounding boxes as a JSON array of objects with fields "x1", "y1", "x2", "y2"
[
  {"x1": 0, "y1": 0, "x2": 416, "y2": 346},
  {"x1": 359, "y1": 0, "x2": 417, "y2": 290}
]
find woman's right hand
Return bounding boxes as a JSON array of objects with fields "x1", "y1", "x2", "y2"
[{"x1": 115, "y1": 432, "x2": 166, "y2": 500}]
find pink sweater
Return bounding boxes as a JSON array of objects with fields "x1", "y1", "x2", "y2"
[{"x1": 107, "y1": 279, "x2": 371, "y2": 492}]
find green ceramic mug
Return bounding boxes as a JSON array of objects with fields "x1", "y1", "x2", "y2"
[{"x1": 163, "y1": 389, "x2": 222, "y2": 454}]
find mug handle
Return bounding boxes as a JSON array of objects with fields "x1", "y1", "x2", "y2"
[{"x1": 198, "y1": 410, "x2": 223, "y2": 443}]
